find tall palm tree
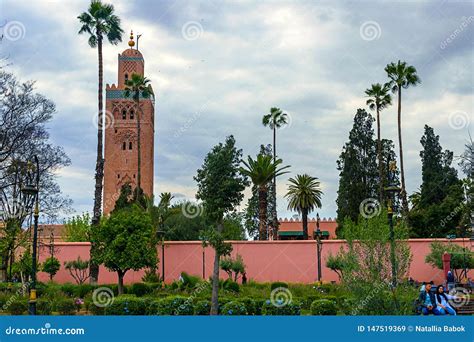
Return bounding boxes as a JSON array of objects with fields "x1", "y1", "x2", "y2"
[
  {"x1": 285, "y1": 174, "x2": 323, "y2": 240},
  {"x1": 385, "y1": 61, "x2": 421, "y2": 215},
  {"x1": 240, "y1": 154, "x2": 290, "y2": 240},
  {"x1": 124, "y1": 73, "x2": 153, "y2": 200},
  {"x1": 365, "y1": 83, "x2": 392, "y2": 202},
  {"x1": 78, "y1": 0, "x2": 123, "y2": 283},
  {"x1": 262, "y1": 107, "x2": 288, "y2": 236}
]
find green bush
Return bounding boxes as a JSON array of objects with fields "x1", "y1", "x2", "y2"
[
  {"x1": 261, "y1": 300, "x2": 301, "y2": 315},
  {"x1": 129, "y1": 283, "x2": 152, "y2": 297},
  {"x1": 270, "y1": 282, "x2": 288, "y2": 291},
  {"x1": 60, "y1": 283, "x2": 76, "y2": 297},
  {"x1": 239, "y1": 298, "x2": 257, "y2": 315},
  {"x1": 37, "y1": 299, "x2": 53, "y2": 315},
  {"x1": 194, "y1": 300, "x2": 211, "y2": 315},
  {"x1": 7, "y1": 300, "x2": 28, "y2": 315},
  {"x1": 221, "y1": 301, "x2": 248, "y2": 315},
  {"x1": 74, "y1": 284, "x2": 95, "y2": 298},
  {"x1": 253, "y1": 298, "x2": 266, "y2": 315},
  {"x1": 149, "y1": 296, "x2": 193, "y2": 315},
  {"x1": 105, "y1": 296, "x2": 146, "y2": 315},
  {"x1": 56, "y1": 298, "x2": 76, "y2": 315},
  {"x1": 180, "y1": 272, "x2": 201, "y2": 289},
  {"x1": 310, "y1": 299, "x2": 337, "y2": 315},
  {"x1": 223, "y1": 279, "x2": 240, "y2": 293}
]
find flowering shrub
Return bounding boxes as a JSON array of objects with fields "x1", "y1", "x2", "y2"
[
  {"x1": 193, "y1": 300, "x2": 211, "y2": 315},
  {"x1": 221, "y1": 301, "x2": 248, "y2": 315},
  {"x1": 105, "y1": 296, "x2": 146, "y2": 315},
  {"x1": 310, "y1": 299, "x2": 337, "y2": 315},
  {"x1": 261, "y1": 299, "x2": 301, "y2": 315},
  {"x1": 148, "y1": 296, "x2": 193, "y2": 315}
]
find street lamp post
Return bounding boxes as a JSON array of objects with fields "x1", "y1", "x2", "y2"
[
  {"x1": 315, "y1": 213, "x2": 322, "y2": 282},
  {"x1": 156, "y1": 223, "x2": 165, "y2": 283},
  {"x1": 21, "y1": 155, "x2": 39, "y2": 316},
  {"x1": 384, "y1": 160, "x2": 401, "y2": 288}
]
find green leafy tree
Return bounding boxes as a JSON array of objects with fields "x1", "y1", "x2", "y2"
[
  {"x1": 336, "y1": 109, "x2": 378, "y2": 236},
  {"x1": 408, "y1": 125, "x2": 464, "y2": 237},
  {"x1": 365, "y1": 83, "x2": 392, "y2": 201},
  {"x1": 42, "y1": 256, "x2": 60, "y2": 281},
  {"x1": 93, "y1": 205, "x2": 157, "y2": 294},
  {"x1": 262, "y1": 108, "x2": 289, "y2": 234},
  {"x1": 425, "y1": 241, "x2": 474, "y2": 280},
  {"x1": 78, "y1": 0, "x2": 123, "y2": 283},
  {"x1": 124, "y1": 73, "x2": 154, "y2": 198},
  {"x1": 385, "y1": 60, "x2": 421, "y2": 214},
  {"x1": 64, "y1": 213, "x2": 91, "y2": 242},
  {"x1": 220, "y1": 254, "x2": 246, "y2": 282},
  {"x1": 64, "y1": 256, "x2": 90, "y2": 285},
  {"x1": 285, "y1": 174, "x2": 323, "y2": 239},
  {"x1": 222, "y1": 213, "x2": 246, "y2": 240},
  {"x1": 194, "y1": 135, "x2": 249, "y2": 315},
  {"x1": 458, "y1": 137, "x2": 473, "y2": 229},
  {"x1": 240, "y1": 154, "x2": 290, "y2": 240},
  {"x1": 341, "y1": 211, "x2": 412, "y2": 284}
]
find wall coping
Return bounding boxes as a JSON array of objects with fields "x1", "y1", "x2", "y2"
[{"x1": 45, "y1": 238, "x2": 470, "y2": 247}]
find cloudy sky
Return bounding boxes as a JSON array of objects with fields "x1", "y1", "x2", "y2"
[{"x1": 1, "y1": 0, "x2": 472, "y2": 221}]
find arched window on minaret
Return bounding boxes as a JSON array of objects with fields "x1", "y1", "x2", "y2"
[
  {"x1": 122, "y1": 109, "x2": 127, "y2": 120},
  {"x1": 130, "y1": 110, "x2": 134, "y2": 120},
  {"x1": 129, "y1": 141, "x2": 133, "y2": 150},
  {"x1": 124, "y1": 73, "x2": 128, "y2": 84},
  {"x1": 122, "y1": 142, "x2": 126, "y2": 150}
]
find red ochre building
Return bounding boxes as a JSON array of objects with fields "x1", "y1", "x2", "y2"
[{"x1": 277, "y1": 217, "x2": 337, "y2": 240}]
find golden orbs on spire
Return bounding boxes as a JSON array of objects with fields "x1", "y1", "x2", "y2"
[{"x1": 128, "y1": 30, "x2": 135, "y2": 48}]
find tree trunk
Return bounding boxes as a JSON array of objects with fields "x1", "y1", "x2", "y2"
[
  {"x1": 397, "y1": 89, "x2": 408, "y2": 214},
  {"x1": 210, "y1": 221, "x2": 224, "y2": 315},
  {"x1": 117, "y1": 270, "x2": 125, "y2": 295},
  {"x1": 90, "y1": 34, "x2": 104, "y2": 284},
  {"x1": 136, "y1": 98, "x2": 142, "y2": 194},
  {"x1": 302, "y1": 207, "x2": 308, "y2": 240},
  {"x1": 258, "y1": 185, "x2": 268, "y2": 240},
  {"x1": 376, "y1": 107, "x2": 383, "y2": 203}
]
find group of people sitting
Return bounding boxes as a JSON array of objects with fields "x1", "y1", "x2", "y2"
[{"x1": 418, "y1": 281, "x2": 457, "y2": 315}]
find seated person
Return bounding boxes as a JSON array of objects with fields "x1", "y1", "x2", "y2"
[
  {"x1": 418, "y1": 282, "x2": 441, "y2": 315},
  {"x1": 435, "y1": 285, "x2": 457, "y2": 315}
]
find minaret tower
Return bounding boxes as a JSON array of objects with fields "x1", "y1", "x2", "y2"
[{"x1": 103, "y1": 31, "x2": 155, "y2": 215}]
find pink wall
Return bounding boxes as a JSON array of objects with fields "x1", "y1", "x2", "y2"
[{"x1": 37, "y1": 239, "x2": 473, "y2": 285}]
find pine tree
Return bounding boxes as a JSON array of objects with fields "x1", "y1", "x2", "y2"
[
  {"x1": 408, "y1": 125, "x2": 464, "y2": 237},
  {"x1": 336, "y1": 109, "x2": 378, "y2": 236}
]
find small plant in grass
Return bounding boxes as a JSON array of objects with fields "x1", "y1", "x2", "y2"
[
  {"x1": 310, "y1": 299, "x2": 337, "y2": 315},
  {"x1": 74, "y1": 298, "x2": 84, "y2": 313},
  {"x1": 56, "y1": 298, "x2": 76, "y2": 315}
]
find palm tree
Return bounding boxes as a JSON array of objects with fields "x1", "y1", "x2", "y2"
[
  {"x1": 262, "y1": 107, "x2": 288, "y2": 236},
  {"x1": 124, "y1": 73, "x2": 153, "y2": 200},
  {"x1": 365, "y1": 83, "x2": 392, "y2": 202},
  {"x1": 78, "y1": 0, "x2": 123, "y2": 283},
  {"x1": 285, "y1": 174, "x2": 323, "y2": 240},
  {"x1": 240, "y1": 154, "x2": 290, "y2": 240},
  {"x1": 158, "y1": 192, "x2": 174, "y2": 209},
  {"x1": 385, "y1": 60, "x2": 421, "y2": 214}
]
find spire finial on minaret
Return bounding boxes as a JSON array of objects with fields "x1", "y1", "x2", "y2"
[{"x1": 128, "y1": 30, "x2": 135, "y2": 49}]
